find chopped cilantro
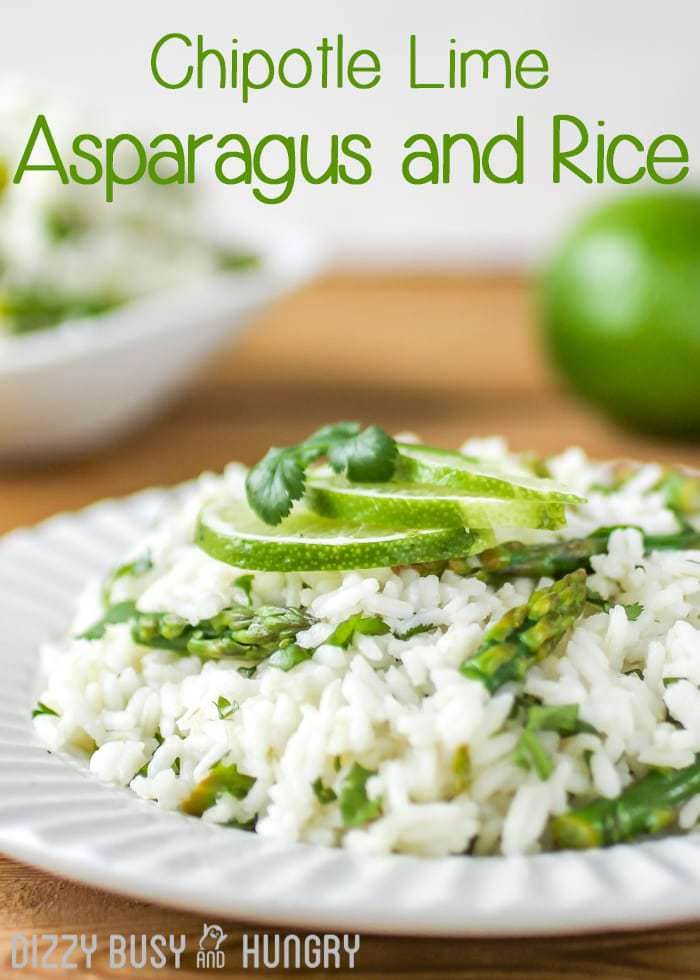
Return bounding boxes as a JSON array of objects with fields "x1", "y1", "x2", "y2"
[
  {"x1": 327, "y1": 614, "x2": 390, "y2": 649},
  {"x1": 79, "y1": 601, "x2": 136, "y2": 640},
  {"x1": 312, "y1": 777, "x2": 337, "y2": 804},
  {"x1": 215, "y1": 696, "x2": 238, "y2": 719},
  {"x1": 32, "y1": 701, "x2": 59, "y2": 719},
  {"x1": 338, "y1": 763, "x2": 382, "y2": 827},
  {"x1": 395, "y1": 622, "x2": 439, "y2": 640},
  {"x1": 587, "y1": 591, "x2": 643, "y2": 621}
]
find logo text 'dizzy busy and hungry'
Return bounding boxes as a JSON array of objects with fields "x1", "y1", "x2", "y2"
[{"x1": 8, "y1": 928, "x2": 361, "y2": 971}]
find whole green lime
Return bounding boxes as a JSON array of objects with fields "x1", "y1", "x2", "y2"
[{"x1": 540, "y1": 192, "x2": 700, "y2": 434}]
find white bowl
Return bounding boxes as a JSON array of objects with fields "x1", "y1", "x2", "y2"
[{"x1": 0, "y1": 218, "x2": 323, "y2": 461}]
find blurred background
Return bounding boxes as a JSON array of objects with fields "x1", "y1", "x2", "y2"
[{"x1": 1, "y1": 0, "x2": 700, "y2": 533}]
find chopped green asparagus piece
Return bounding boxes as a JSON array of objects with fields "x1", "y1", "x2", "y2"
[
  {"x1": 476, "y1": 526, "x2": 700, "y2": 579},
  {"x1": 81, "y1": 601, "x2": 314, "y2": 663},
  {"x1": 551, "y1": 757, "x2": 700, "y2": 849},
  {"x1": 514, "y1": 730, "x2": 555, "y2": 780},
  {"x1": 460, "y1": 570, "x2": 587, "y2": 692},
  {"x1": 452, "y1": 745, "x2": 472, "y2": 793},
  {"x1": 513, "y1": 702, "x2": 597, "y2": 781},
  {"x1": 516, "y1": 702, "x2": 597, "y2": 737},
  {"x1": 181, "y1": 762, "x2": 256, "y2": 817},
  {"x1": 133, "y1": 603, "x2": 313, "y2": 661}
]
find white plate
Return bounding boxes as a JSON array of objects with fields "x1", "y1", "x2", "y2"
[{"x1": 3, "y1": 488, "x2": 700, "y2": 937}]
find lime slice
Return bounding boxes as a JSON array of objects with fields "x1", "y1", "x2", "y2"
[
  {"x1": 306, "y1": 475, "x2": 566, "y2": 531},
  {"x1": 196, "y1": 499, "x2": 491, "y2": 572},
  {"x1": 396, "y1": 444, "x2": 583, "y2": 504}
]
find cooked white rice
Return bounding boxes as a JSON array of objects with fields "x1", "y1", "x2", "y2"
[{"x1": 34, "y1": 440, "x2": 700, "y2": 857}]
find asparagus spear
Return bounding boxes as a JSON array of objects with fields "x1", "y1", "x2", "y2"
[
  {"x1": 475, "y1": 526, "x2": 700, "y2": 580},
  {"x1": 133, "y1": 603, "x2": 313, "y2": 661},
  {"x1": 83, "y1": 601, "x2": 313, "y2": 662},
  {"x1": 550, "y1": 757, "x2": 700, "y2": 849},
  {"x1": 460, "y1": 570, "x2": 587, "y2": 692}
]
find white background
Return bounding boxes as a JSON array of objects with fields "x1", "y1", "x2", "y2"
[{"x1": 2, "y1": 0, "x2": 698, "y2": 267}]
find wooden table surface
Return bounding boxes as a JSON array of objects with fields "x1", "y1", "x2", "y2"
[{"x1": 2, "y1": 274, "x2": 700, "y2": 978}]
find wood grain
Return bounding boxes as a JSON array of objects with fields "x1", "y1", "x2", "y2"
[{"x1": 2, "y1": 273, "x2": 700, "y2": 978}]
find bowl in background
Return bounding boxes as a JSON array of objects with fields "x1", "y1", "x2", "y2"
[{"x1": 0, "y1": 216, "x2": 323, "y2": 461}]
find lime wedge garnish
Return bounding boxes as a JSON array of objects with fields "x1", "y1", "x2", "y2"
[
  {"x1": 306, "y1": 475, "x2": 566, "y2": 531},
  {"x1": 196, "y1": 499, "x2": 491, "y2": 572},
  {"x1": 396, "y1": 444, "x2": 583, "y2": 504}
]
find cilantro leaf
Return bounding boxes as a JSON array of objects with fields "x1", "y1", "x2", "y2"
[
  {"x1": 327, "y1": 614, "x2": 390, "y2": 649},
  {"x1": 245, "y1": 447, "x2": 307, "y2": 526},
  {"x1": 245, "y1": 422, "x2": 398, "y2": 525},
  {"x1": 326, "y1": 425, "x2": 398, "y2": 482},
  {"x1": 339, "y1": 763, "x2": 382, "y2": 827}
]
